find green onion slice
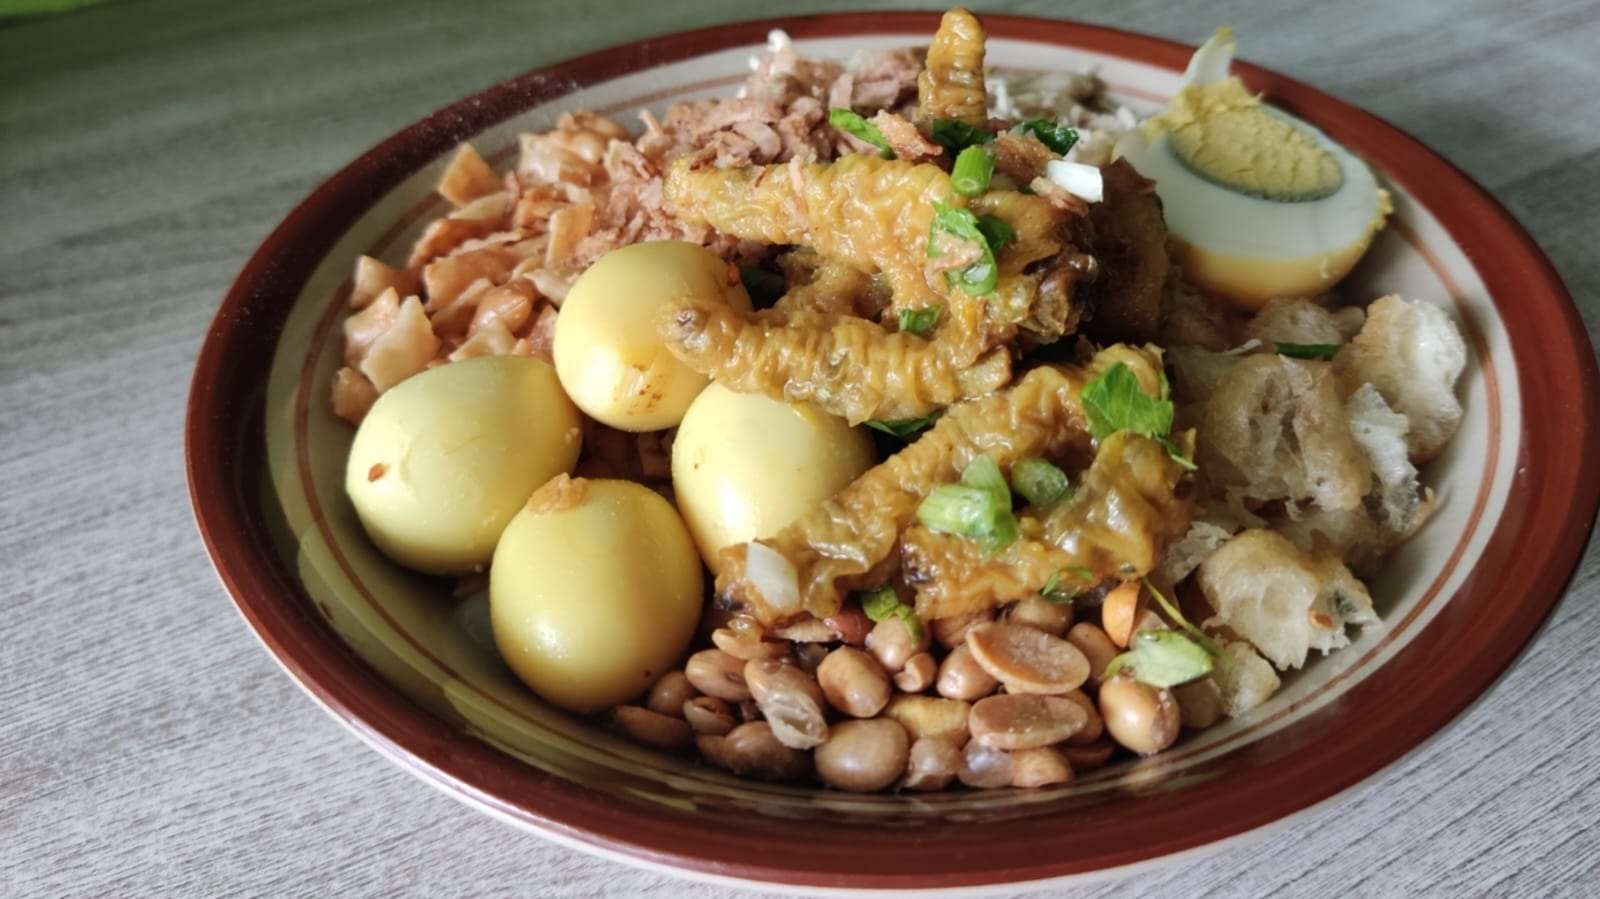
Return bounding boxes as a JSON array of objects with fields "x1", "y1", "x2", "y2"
[
  {"x1": 951, "y1": 145, "x2": 995, "y2": 197},
  {"x1": 828, "y1": 107, "x2": 894, "y2": 158},
  {"x1": 1011, "y1": 457, "x2": 1072, "y2": 507}
]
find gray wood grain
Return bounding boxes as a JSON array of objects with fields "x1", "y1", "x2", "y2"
[{"x1": 3, "y1": 0, "x2": 1598, "y2": 895}]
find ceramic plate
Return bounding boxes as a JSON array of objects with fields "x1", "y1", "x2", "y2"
[{"x1": 186, "y1": 12, "x2": 1600, "y2": 892}]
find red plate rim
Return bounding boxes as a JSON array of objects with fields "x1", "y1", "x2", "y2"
[{"x1": 185, "y1": 11, "x2": 1600, "y2": 891}]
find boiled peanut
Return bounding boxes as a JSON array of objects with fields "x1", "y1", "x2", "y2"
[
  {"x1": 773, "y1": 618, "x2": 835, "y2": 643},
  {"x1": 1099, "y1": 674, "x2": 1181, "y2": 756},
  {"x1": 1010, "y1": 747, "x2": 1074, "y2": 788},
  {"x1": 883, "y1": 695, "x2": 971, "y2": 744},
  {"x1": 813, "y1": 719, "x2": 910, "y2": 792},
  {"x1": 793, "y1": 641, "x2": 829, "y2": 674},
  {"x1": 816, "y1": 647, "x2": 891, "y2": 718},
  {"x1": 684, "y1": 649, "x2": 750, "y2": 702},
  {"x1": 932, "y1": 609, "x2": 992, "y2": 649},
  {"x1": 645, "y1": 671, "x2": 695, "y2": 719},
  {"x1": 682, "y1": 696, "x2": 736, "y2": 736},
  {"x1": 865, "y1": 614, "x2": 930, "y2": 672},
  {"x1": 1060, "y1": 737, "x2": 1115, "y2": 770},
  {"x1": 697, "y1": 722, "x2": 810, "y2": 782},
  {"x1": 1066, "y1": 622, "x2": 1119, "y2": 685},
  {"x1": 712, "y1": 626, "x2": 789, "y2": 661},
  {"x1": 613, "y1": 705, "x2": 692, "y2": 750},
  {"x1": 743, "y1": 658, "x2": 828, "y2": 749},
  {"x1": 1101, "y1": 581, "x2": 1141, "y2": 647},
  {"x1": 893, "y1": 652, "x2": 938, "y2": 693},
  {"x1": 901, "y1": 736, "x2": 963, "y2": 792},
  {"x1": 1174, "y1": 677, "x2": 1223, "y2": 730},
  {"x1": 824, "y1": 605, "x2": 874, "y2": 645},
  {"x1": 1059, "y1": 689, "x2": 1104, "y2": 746},
  {"x1": 966, "y1": 622, "x2": 1089, "y2": 694},
  {"x1": 957, "y1": 740, "x2": 1014, "y2": 789},
  {"x1": 969, "y1": 694, "x2": 1089, "y2": 750},
  {"x1": 936, "y1": 643, "x2": 1000, "y2": 701},
  {"x1": 1005, "y1": 595, "x2": 1073, "y2": 636}
]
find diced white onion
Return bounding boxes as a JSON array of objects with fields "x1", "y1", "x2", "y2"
[
  {"x1": 1045, "y1": 159, "x2": 1104, "y2": 203},
  {"x1": 744, "y1": 541, "x2": 800, "y2": 613}
]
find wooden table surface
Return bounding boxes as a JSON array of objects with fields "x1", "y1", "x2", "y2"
[{"x1": 4, "y1": 0, "x2": 1598, "y2": 895}]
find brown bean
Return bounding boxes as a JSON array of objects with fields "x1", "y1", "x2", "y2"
[
  {"x1": 697, "y1": 722, "x2": 810, "y2": 782},
  {"x1": 1005, "y1": 596, "x2": 1073, "y2": 636},
  {"x1": 969, "y1": 694, "x2": 1089, "y2": 750},
  {"x1": 738, "y1": 700, "x2": 762, "y2": 722},
  {"x1": 1060, "y1": 737, "x2": 1115, "y2": 770},
  {"x1": 814, "y1": 719, "x2": 910, "y2": 792},
  {"x1": 1101, "y1": 581, "x2": 1141, "y2": 647},
  {"x1": 1099, "y1": 675, "x2": 1181, "y2": 756},
  {"x1": 645, "y1": 671, "x2": 696, "y2": 719},
  {"x1": 936, "y1": 643, "x2": 1000, "y2": 701},
  {"x1": 1066, "y1": 622, "x2": 1120, "y2": 685},
  {"x1": 1174, "y1": 678, "x2": 1223, "y2": 730},
  {"x1": 712, "y1": 626, "x2": 789, "y2": 661},
  {"x1": 883, "y1": 695, "x2": 971, "y2": 744},
  {"x1": 901, "y1": 736, "x2": 963, "y2": 792},
  {"x1": 957, "y1": 740, "x2": 1014, "y2": 789},
  {"x1": 1010, "y1": 747, "x2": 1075, "y2": 788},
  {"x1": 743, "y1": 658, "x2": 828, "y2": 749},
  {"x1": 816, "y1": 647, "x2": 891, "y2": 718},
  {"x1": 966, "y1": 622, "x2": 1089, "y2": 694},
  {"x1": 893, "y1": 652, "x2": 938, "y2": 693},
  {"x1": 931, "y1": 609, "x2": 993, "y2": 649},
  {"x1": 1132, "y1": 608, "x2": 1169, "y2": 639},
  {"x1": 1059, "y1": 689, "x2": 1104, "y2": 746},
  {"x1": 865, "y1": 614, "x2": 930, "y2": 672},
  {"x1": 682, "y1": 696, "x2": 736, "y2": 736},
  {"x1": 684, "y1": 649, "x2": 750, "y2": 702},
  {"x1": 824, "y1": 605, "x2": 874, "y2": 645},
  {"x1": 613, "y1": 705, "x2": 692, "y2": 750}
]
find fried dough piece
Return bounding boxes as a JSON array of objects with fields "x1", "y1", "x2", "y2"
[
  {"x1": 1081, "y1": 159, "x2": 1170, "y2": 343},
  {"x1": 665, "y1": 153, "x2": 956, "y2": 311},
  {"x1": 662, "y1": 296, "x2": 1009, "y2": 423},
  {"x1": 917, "y1": 7, "x2": 988, "y2": 127},
  {"x1": 713, "y1": 346, "x2": 1165, "y2": 624},
  {"x1": 902, "y1": 431, "x2": 1193, "y2": 619}
]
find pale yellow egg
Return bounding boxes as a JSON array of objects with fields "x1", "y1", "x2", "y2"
[
  {"x1": 345, "y1": 356, "x2": 581, "y2": 575},
  {"x1": 671, "y1": 384, "x2": 876, "y2": 572},
  {"x1": 489, "y1": 477, "x2": 703, "y2": 713},
  {"x1": 553, "y1": 240, "x2": 751, "y2": 431}
]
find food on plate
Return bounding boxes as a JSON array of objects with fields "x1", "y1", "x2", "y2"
[
  {"x1": 332, "y1": 7, "x2": 1468, "y2": 791},
  {"x1": 344, "y1": 356, "x2": 580, "y2": 575},
  {"x1": 554, "y1": 240, "x2": 752, "y2": 431},
  {"x1": 672, "y1": 383, "x2": 876, "y2": 571},
  {"x1": 1114, "y1": 29, "x2": 1391, "y2": 308},
  {"x1": 489, "y1": 476, "x2": 702, "y2": 713}
]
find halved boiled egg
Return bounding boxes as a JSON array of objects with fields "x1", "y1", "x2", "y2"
[{"x1": 1115, "y1": 29, "x2": 1391, "y2": 309}]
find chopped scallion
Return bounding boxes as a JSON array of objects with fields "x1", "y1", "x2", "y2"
[
  {"x1": 898, "y1": 305, "x2": 942, "y2": 335},
  {"x1": 828, "y1": 107, "x2": 894, "y2": 158},
  {"x1": 927, "y1": 117, "x2": 992, "y2": 152},
  {"x1": 1011, "y1": 457, "x2": 1072, "y2": 507},
  {"x1": 1017, "y1": 118, "x2": 1080, "y2": 155},
  {"x1": 951, "y1": 145, "x2": 995, "y2": 196}
]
